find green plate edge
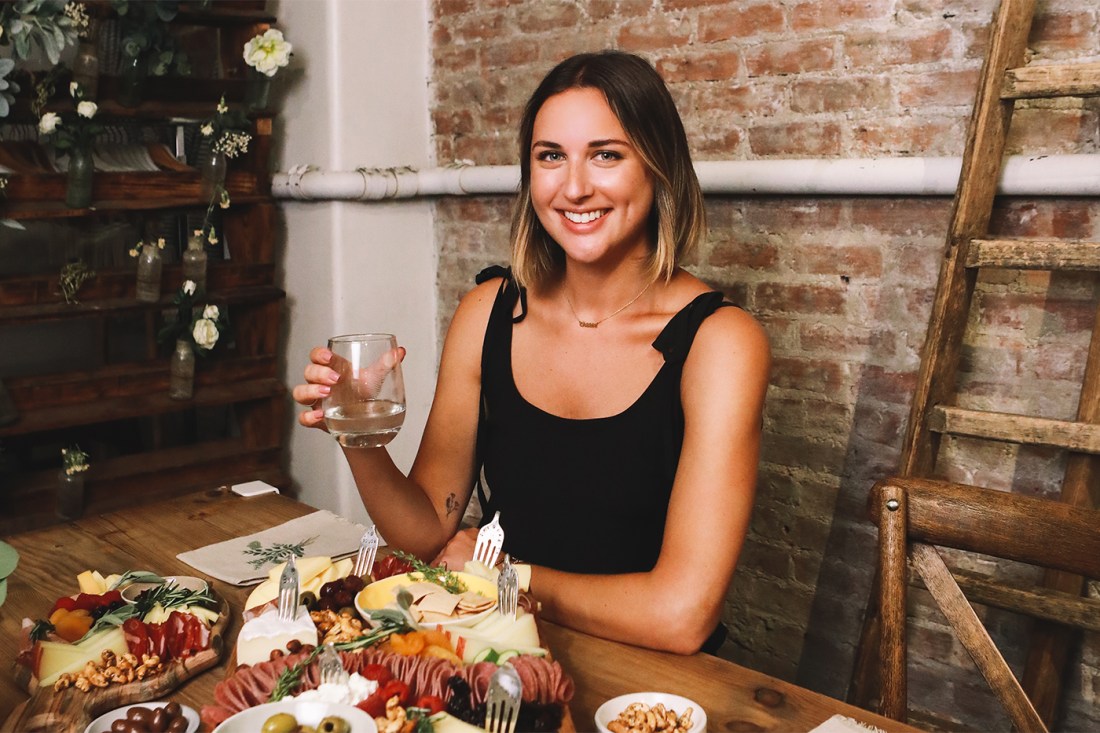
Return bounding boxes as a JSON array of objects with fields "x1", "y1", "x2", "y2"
[
  {"x1": 0, "y1": 540, "x2": 17, "y2": 579},
  {"x1": 0, "y1": 578, "x2": 6, "y2": 608}
]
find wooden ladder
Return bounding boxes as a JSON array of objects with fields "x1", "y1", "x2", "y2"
[{"x1": 849, "y1": 0, "x2": 1100, "y2": 726}]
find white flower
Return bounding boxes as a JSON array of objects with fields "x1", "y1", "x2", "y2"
[
  {"x1": 39, "y1": 112, "x2": 61, "y2": 135},
  {"x1": 76, "y1": 101, "x2": 97, "y2": 119},
  {"x1": 69, "y1": 81, "x2": 79, "y2": 98},
  {"x1": 243, "y1": 28, "x2": 292, "y2": 77},
  {"x1": 193, "y1": 318, "x2": 220, "y2": 350},
  {"x1": 202, "y1": 304, "x2": 220, "y2": 321},
  {"x1": 183, "y1": 280, "x2": 197, "y2": 296},
  {"x1": 200, "y1": 123, "x2": 214, "y2": 136}
]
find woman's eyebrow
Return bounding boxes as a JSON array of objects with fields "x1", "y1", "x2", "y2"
[{"x1": 532, "y1": 138, "x2": 631, "y2": 149}]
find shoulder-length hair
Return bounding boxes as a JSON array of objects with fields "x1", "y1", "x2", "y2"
[{"x1": 510, "y1": 50, "x2": 706, "y2": 289}]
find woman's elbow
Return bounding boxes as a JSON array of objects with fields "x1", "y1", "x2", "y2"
[{"x1": 646, "y1": 594, "x2": 721, "y2": 655}]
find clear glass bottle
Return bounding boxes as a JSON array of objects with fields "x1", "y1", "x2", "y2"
[
  {"x1": 135, "y1": 243, "x2": 163, "y2": 303},
  {"x1": 199, "y1": 150, "x2": 227, "y2": 201},
  {"x1": 182, "y1": 232, "x2": 208, "y2": 294},
  {"x1": 65, "y1": 145, "x2": 94, "y2": 209},
  {"x1": 56, "y1": 469, "x2": 85, "y2": 520},
  {"x1": 118, "y1": 52, "x2": 146, "y2": 108},
  {"x1": 169, "y1": 338, "x2": 196, "y2": 400},
  {"x1": 245, "y1": 67, "x2": 271, "y2": 111},
  {"x1": 71, "y1": 39, "x2": 100, "y2": 100}
]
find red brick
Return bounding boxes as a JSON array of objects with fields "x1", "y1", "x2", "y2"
[
  {"x1": 617, "y1": 16, "x2": 692, "y2": 51},
  {"x1": 434, "y1": 0, "x2": 475, "y2": 13},
  {"x1": 1031, "y1": 11, "x2": 1093, "y2": 52},
  {"x1": 1006, "y1": 108, "x2": 1100, "y2": 156},
  {"x1": 656, "y1": 50, "x2": 740, "y2": 82},
  {"x1": 792, "y1": 245, "x2": 883, "y2": 278},
  {"x1": 755, "y1": 283, "x2": 847, "y2": 315},
  {"x1": 433, "y1": 43, "x2": 479, "y2": 73},
  {"x1": 482, "y1": 39, "x2": 542, "y2": 69},
  {"x1": 702, "y1": 81, "x2": 785, "y2": 116},
  {"x1": 749, "y1": 122, "x2": 842, "y2": 156},
  {"x1": 698, "y1": 4, "x2": 786, "y2": 43},
  {"x1": 976, "y1": 293, "x2": 1097, "y2": 333},
  {"x1": 747, "y1": 199, "x2": 845, "y2": 230},
  {"x1": 1050, "y1": 204, "x2": 1094, "y2": 240},
  {"x1": 896, "y1": 68, "x2": 981, "y2": 107},
  {"x1": 514, "y1": 2, "x2": 582, "y2": 34},
  {"x1": 852, "y1": 114, "x2": 969, "y2": 156},
  {"x1": 845, "y1": 27, "x2": 954, "y2": 67},
  {"x1": 799, "y1": 322, "x2": 874, "y2": 353},
  {"x1": 790, "y1": 0, "x2": 892, "y2": 31},
  {"x1": 790, "y1": 77, "x2": 892, "y2": 114},
  {"x1": 448, "y1": 11, "x2": 508, "y2": 44},
  {"x1": 850, "y1": 198, "x2": 951, "y2": 236},
  {"x1": 761, "y1": 433, "x2": 848, "y2": 473},
  {"x1": 663, "y1": 0, "x2": 729, "y2": 9},
  {"x1": 858, "y1": 364, "x2": 919, "y2": 405},
  {"x1": 746, "y1": 38, "x2": 836, "y2": 76},
  {"x1": 707, "y1": 239, "x2": 779, "y2": 270}
]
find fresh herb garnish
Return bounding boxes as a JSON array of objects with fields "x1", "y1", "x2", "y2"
[
  {"x1": 29, "y1": 619, "x2": 54, "y2": 642},
  {"x1": 268, "y1": 611, "x2": 413, "y2": 702},
  {"x1": 243, "y1": 537, "x2": 316, "y2": 570},
  {"x1": 107, "y1": 570, "x2": 165, "y2": 591},
  {"x1": 393, "y1": 550, "x2": 466, "y2": 595},
  {"x1": 74, "y1": 580, "x2": 218, "y2": 644}
]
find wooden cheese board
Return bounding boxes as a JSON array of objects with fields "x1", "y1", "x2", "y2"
[{"x1": 3, "y1": 595, "x2": 229, "y2": 733}]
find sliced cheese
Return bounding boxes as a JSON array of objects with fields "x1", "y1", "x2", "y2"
[
  {"x1": 461, "y1": 560, "x2": 531, "y2": 592},
  {"x1": 36, "y1": 627, "x2": 129, "y2": 688},
  {"x1": 430, "y1": 713, "x2": 485, "y2": 733},
  {"x1": 247, "y1": 556, "x2": 356, "y2": 610},
  {"x1": 76, "y1": 570, "x2": 106, "y2": 595}
]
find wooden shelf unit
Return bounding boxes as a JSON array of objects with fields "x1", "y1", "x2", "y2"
[{"x1": 0, "y1": 3, "x2": 288, "y2": 534}]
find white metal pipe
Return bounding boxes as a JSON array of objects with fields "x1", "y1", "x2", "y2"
[{"x1": 272, "y1": 154, "x2": 1100, "y2": 201}]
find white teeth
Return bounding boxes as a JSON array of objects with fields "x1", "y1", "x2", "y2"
[{"x1": 563, "y1": 209, "x2": 606, "y2": 224}]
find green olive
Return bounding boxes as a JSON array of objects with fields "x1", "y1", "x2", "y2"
[
  {"x1": 261, "y1": 712, "x2": 299, "y2": 733},
  {"x1": 318, "y1": 717, "x2": 351, "y2": 733},
  {"x1": 299, "y1": 590, "x2": 319, "y2": 609}
]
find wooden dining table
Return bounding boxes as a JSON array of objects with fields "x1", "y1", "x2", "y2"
[{"x1": 0, "y1": 487, "x2": 920, "y2": 732}]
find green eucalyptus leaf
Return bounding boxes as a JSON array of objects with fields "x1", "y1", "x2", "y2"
[
  {"x1": 1, "y1": 220, "x2": 28, "y2": 231},
  {"x1": 0, "y1": 97, "x2": 8, "y2": 117}
]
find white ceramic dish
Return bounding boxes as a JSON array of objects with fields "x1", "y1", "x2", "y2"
[
  {"x1": 84, "y1": 702, "x2": 199, "y2": 733},
  {"x1": 121, "y1": 575, "x2": 208, "y2": 603},
  {"x1": 594, "y1": 692, "x2": 707, "y2": 733},
  {"x1": 354, "y1": 571, "x2": 497, "y2": 628},
  {"x1": 212, "y1": 700, "x2": 377, "y2": 733}
]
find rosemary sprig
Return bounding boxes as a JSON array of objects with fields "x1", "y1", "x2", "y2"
[
  {"x1": 393, "y1": 550, "x2": 466, "y2": 595},
  {"x1": 267, "y1": 612, "x2": 412, "y2": 702},
  {"x1": 30, "y1": 619, "x2": 54, "y2": 642},
  {"x1": 75, "y1": 579, "x2": 217, "y2": 644}
]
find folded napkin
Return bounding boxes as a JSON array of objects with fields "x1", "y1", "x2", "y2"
[
  {"x1": 177, "y1": 510, "x2": 382, "y2": 585},
  {"x1": 809, "y1": 715, "x2": 886, "y2": 733}
]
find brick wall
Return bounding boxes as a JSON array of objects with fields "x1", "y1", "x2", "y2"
[{"x1": 430, "y1": 1, "x2": 1100, "y2": 728}]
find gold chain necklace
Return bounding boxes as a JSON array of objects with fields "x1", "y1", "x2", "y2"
[{"x1": 564, "y1": 281, "x2": 652, "y2": 328}]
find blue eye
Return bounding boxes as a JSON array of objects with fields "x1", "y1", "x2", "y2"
[
  {"x1": 536, "y1": 150, "x2": 564, "y2": 162},
  {"x1": 595, "y1": 150, "x2": 622, "y2": 161}
]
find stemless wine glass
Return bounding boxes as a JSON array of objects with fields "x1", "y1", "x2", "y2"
[{"x1": 323, "y1": 333, "x2": 406, "y2": 448}]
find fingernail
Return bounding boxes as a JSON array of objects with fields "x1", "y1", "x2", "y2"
[
  {"x1": 319, "y1": 386, "x2": 331, "y2": 396},
  {"x1": 325, "y1": 373, "x2": 339, "y2": 384}
]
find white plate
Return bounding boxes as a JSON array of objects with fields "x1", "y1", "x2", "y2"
[
  {"x1": 84, "y1": 702, "x2": 199, "y2": 733},
  {"x1": 212, "y1": 700, "x2": 377, "y2": 733},
  {"x1": 354, "y1": 571, "x2": 497, "y2": 628},
  {"x1": 594, "y1": 692, "x2": 707, "y2": 733}
]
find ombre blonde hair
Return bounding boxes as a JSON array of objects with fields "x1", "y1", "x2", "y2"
[{"x1": 510, "y1": 51, "x2": 706, "y2": 289}]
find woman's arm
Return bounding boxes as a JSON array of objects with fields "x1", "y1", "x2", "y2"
[
  {"x1": 292, "y1": 278, "x2": 501, "y2": 559},
  {"x1": 533, "y1": 306, "x2": 771, "y2": 654}
]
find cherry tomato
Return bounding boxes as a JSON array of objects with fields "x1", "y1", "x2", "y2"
[
  {"x1": 49, "y1": 596, "x2": 78, "y2": 615},
  {"x1": 356, "y1": 692, "x2": 387, "y2": 718},
  {"x1": 378, "y1": 680, "x2": 410, "y2": 707}
]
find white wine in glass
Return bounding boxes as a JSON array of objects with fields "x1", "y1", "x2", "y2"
[{"x1": 323, "y1": 333, "x2": 406, "y2": 448}]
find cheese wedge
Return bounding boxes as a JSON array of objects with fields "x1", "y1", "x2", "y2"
[
  {"x1": 36, "y1": 627, "x2": 129, "y2": 688},
  {"x1": 462, "y1": 560, "x2": 531, "y2": 592},
  {"x1": 244, "y1": 556, "x2": 356, "y2": 610}
]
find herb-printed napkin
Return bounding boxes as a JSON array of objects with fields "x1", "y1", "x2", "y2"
[{"x1": 176, "y1": 510, "x2": 381, "y2": 585}]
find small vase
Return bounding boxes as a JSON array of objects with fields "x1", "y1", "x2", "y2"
[
  {"x1": 245, "y1": 68, "x2": 272, "y2": 111},
  {"x1": 169, "y1": 338, "x2": 196, "y2": 400},
  {"x1": 72, "y1": 39, "x2": 101, "y2": 100},
  {"x1": 199, "y1": 150, "x2": 227, "y2": 200},
  {"x1": 56, "y1": 469, "x2": 86, "y2": 520},
  {"x1": 64, "y1": 145, "x2": 94, "y2": 209},
  {"x1": 135, "y1": 243, "x2": 163, "y2": 303},
  {"x1": 182, "y1": 233, "x2": 209, "y2": 294},
  {"x1": 118, "y1": 53, "x2": 146, "y2": 108}
]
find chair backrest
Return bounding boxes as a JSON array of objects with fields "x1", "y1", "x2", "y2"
[{"x1": 869, "y1": 476, "x2": 1100, "y2": 732}]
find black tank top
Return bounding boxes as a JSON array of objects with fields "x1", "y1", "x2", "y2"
[{"x1": 475, "y1": 267, "x2": 733, "y2": 575}]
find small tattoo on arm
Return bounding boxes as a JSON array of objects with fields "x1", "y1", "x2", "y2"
[{"x1": 445, "y1": 493, "x2": 460, "y2": 517}]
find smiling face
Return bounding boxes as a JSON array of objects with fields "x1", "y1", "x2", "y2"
[{"x1": 528, "y1": 87, "x2": 656, "y2": 270}]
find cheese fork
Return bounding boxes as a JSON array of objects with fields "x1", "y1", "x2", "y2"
[
  {"x1": 485, "y1": 663, "x2": 522, "y2": 733},
  {"x1": 474, "y1": 511, "x2": 504, "y2": 569},
  {"x1": 497, "y1": 553, "x2": 518, "y2": 619},
  {"x1": 353, "y1": 525, "x2": 379, "y2": 579},
  {"x1": 277, "y1": 553, "x2": 299, "y2": 621}
]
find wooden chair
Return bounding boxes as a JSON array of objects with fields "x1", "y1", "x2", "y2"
[{"x1": 868, "y1": 476, "x2": 1100, "y2": 732}]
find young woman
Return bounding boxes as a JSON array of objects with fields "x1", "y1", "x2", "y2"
[{"x1": 292, "y1": 51, "x2": 770, "y2": 655}]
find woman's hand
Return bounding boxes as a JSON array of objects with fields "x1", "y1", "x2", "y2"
[
  {"x1": 431, "y1": 526, "x2": 478, "y2": 570},
  {"x1": 291, "y1": 345, "x2": 406, "y2": 430}
]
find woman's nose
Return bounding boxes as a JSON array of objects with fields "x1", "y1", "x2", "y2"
[{"x1": 564, "y1": 161, "x2": 592, "y2": 200}]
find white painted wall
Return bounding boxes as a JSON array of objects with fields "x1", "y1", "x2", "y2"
[{"x1": 272, "y1": 0, "x2": 435, "y2": 523}]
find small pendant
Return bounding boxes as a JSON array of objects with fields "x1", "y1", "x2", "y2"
[{"x1": 578, "y1": 321, "x2": 599, "y2": 328}]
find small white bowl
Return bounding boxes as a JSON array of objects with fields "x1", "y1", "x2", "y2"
[
  {"x1": 212, "y1": 700, "x2": 377, "y2": 733},
  {"x1": 84, "y1": 702, "x2": 199, "y2": 733},
  {"x1": 595, "y1": 692, "x2": 707, "y2": 733},
  {"x1": 121, "y1": 576, "x2": 208, "y2": 603}
]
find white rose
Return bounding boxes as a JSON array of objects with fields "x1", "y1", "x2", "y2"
[
  {"x1": 200, "y1": 123, "x2": 214, "y2": 136},
  {"x1": 39, "y1": 112, "x2": 61, "y2": 135},
  {"x1": 203, "y1": 305, "x2": 220, "y2": 321},
  {"x1": 243, "y1": 28, "x2": 292, "y2": 77},
  {"x1": 192, "y1": 318, "x2": 220, "y2": 350},
  {"x1": 183, "y1": 280, "x2": 197, "y2": 296},
  {"x1": 69, "y1": 81, "x2": 79, "y2": 98},
  {"x1": 77, "y1": 101, "x2": 97, "y2": 119}
]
